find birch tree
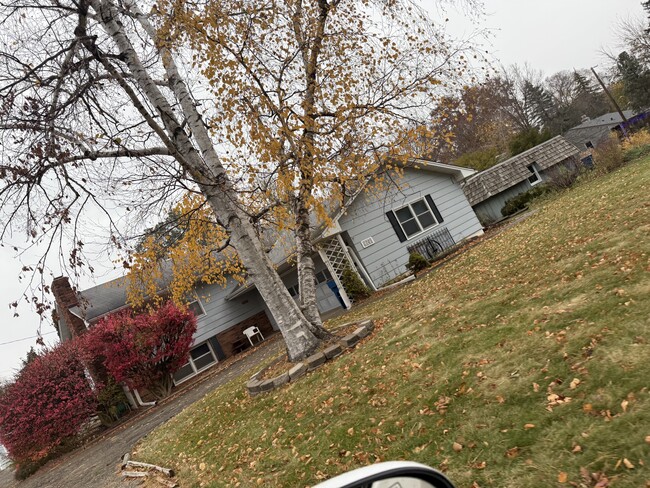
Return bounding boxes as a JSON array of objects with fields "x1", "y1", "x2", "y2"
[
  {"x1": 0, "y1": 0, "x2": 320, "y2": 360},
  {"x1": 155, "y1": 0, "x2": 479, "y2": 336}
]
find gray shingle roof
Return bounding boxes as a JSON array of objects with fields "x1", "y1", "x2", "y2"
[
  {"x1": 563, "y1": 110, "x2": 635, "y2": 148},
  {"x1": 462, "y1": 136, "x2": 580, "y2": 206}
]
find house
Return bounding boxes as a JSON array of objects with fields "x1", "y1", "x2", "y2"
[
  {"x1": 563, "y1": 110, "x2": 640, "y2": 150},
  {"x1": 461, "y1": 136, "x2": 580, "y2": 224},
  {"x1": 53, "y1": 160, "x2": 483, "y2": 385}
]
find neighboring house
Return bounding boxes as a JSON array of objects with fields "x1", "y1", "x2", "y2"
[
  {"x1": 53, "y1": 160, "x2": 483, "y2": 385},
  {"x1": 462, "y1": 136, "x2": 580, "y2": 224},
  {"x1": 563, "y1": 110, "x2": 640, "y2": 150}
]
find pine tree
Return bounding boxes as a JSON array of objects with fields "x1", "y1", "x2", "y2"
[{"x1": 617, "y1": 51, "x2": 650, "y2": 110}]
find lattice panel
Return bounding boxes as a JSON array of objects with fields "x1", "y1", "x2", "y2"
[{"x1": 320, "y1": 237, "x2": 352, "y2": 276}]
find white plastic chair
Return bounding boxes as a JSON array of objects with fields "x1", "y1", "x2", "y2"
[{"x1": 243, "y1": 326, "x2": 264, "y2": 346}]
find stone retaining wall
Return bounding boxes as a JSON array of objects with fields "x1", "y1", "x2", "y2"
[{"x1": 246, "y1": 320, "x2": 375, "y2": 396}]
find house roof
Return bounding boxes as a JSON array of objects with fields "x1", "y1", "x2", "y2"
[
  {"x1": 461, "y1": 136, "x2": 580, "y2": 206},
  {"x1": 563, "y1": 110, "x2": 635, "y2": 148},
  {"x1": 70, "y1": 259, "x2": 177, "y2": 323}
]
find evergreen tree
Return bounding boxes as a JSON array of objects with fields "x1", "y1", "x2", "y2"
[
  {"x1": 523, "y1": 81, "x2": 557, "y2": 129},
  {"x1": 617, "y1": 51, "x2": 650, "y2": 110}
]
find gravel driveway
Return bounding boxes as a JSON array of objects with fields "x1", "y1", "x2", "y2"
[{"x1": 0, "y1": 338, "x2": 282, "y2": 488}]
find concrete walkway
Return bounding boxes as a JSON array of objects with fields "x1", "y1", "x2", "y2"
[{"x1": 0, "y1": 338, "x2": 282, "y2": 488}]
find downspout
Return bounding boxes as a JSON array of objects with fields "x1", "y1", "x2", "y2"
[{"x1": 133, "y1": 389, "x2": 157, "y2": 407}]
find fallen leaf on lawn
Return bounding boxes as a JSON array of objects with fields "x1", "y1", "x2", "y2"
[
  {"x1": 452, "y1": 442, "x2": 463, "y2": 452},
  {"x1": 623, "y1": 458, "x2": 634, "y2": 469},
  {"x1": 533, "y1": 382, "x2": 540, "y2": 392},
  {"x1": 558, "y1": 471, "x2": 568, "y2": 483},
  {"x1": 572, "y1": 444, "x2": 582, "y2": 453},
  {"x1": 471, "y1": 461, "x2": 486, "y2": 469},
  {"x1": 199, "y1": 463, "x2": 206, "y2": 471},
  {"x1": 347, "y1": 427, "x2": 354, "y2": 435},
  {"x1": 615, "y1": 459, "x2": 622, "y2": 469},
  {"x1": 645, "y1": 435, "x2": 650, "y2": 444},
  {"x1": 505, "y1": 447, "x2": 520, "y2": 458},
  {"x1": 621, "y1": 400, "x2": 628, "y2": 413},
  {"x1": 524, "y1": 423, "x2": 535, "y2": 430},
  {"x1": 569, "y1": 378, "x2": 581, "y2": 389},
  {"x1": 496, "y1": 395, "x2": 505, "y2": 404},
  {"x1": 582, "y1": 403, "x2": 593, "y2": 413}
]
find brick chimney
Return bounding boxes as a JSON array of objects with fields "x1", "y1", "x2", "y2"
[{"x1": 51, "y1": 276, "x2": 88, "y2": 339}]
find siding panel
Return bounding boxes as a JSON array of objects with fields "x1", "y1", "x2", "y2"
[{"x1": 338, "y1": 168, "x2": 482, "y2": 286}]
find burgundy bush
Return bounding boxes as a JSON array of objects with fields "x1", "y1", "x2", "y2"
[
  {"x1": 84, "y1": 302, "x2": 196, "y2": 398},
  {"x1": 0, "y1": 341, "x2": 97, "y2": 463}
]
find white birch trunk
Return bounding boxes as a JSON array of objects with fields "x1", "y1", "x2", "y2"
[{"x1": 90, "y1": 0, "x2": 319, "y2": 360}]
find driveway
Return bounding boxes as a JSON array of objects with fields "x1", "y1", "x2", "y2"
[{"x1": 0, "y1": 338, "x2": 282, "y2": 488}]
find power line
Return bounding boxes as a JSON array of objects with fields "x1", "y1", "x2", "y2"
[{"x1": 0, "y1": 331, "x2": 57, "y2": 347}]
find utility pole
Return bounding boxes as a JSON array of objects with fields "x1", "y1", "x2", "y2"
[{"x1": 591, "y1": 67, "x2": 628, "y2": 124}]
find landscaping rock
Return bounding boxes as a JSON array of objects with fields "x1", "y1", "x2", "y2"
[
  {"x1": 358, "y1": 319, "x2": 374, "y2": 331},
  {"x1": 305, "y1": 352, "x2": 326, "y2": 370},
  {"x1": 354, "y1": 326, "x2": 370, "y2": 338},
  {"x1": 259, "y1": 378, "x2": 275, "y2": 392},
  {"x1": 246, "y1": 379, "x2": 262, "y2": 394},
  {"x1": 288, "y1": 362, "x2": 308, "y2": 380},
  {"x1": 340, "y1": 334, "x2": 359, "y2": 348},
  {"x1": 323, "y1": 343, "x2": 343, "y2": 359},
  {"x1": 272, "y1": 372, "x2": 290, "y2": 388}
]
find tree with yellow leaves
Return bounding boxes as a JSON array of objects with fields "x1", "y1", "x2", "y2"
[
  {"x1": 155, "y1": 0, "x2": 481, "y2": 337},
  {"x1": 126, "y1": 193, "x2": 245, "y2": 310}
]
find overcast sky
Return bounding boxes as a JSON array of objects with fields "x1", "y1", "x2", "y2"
[{"x1": 0, "y1": 0, "x2": 646, "y2": 382}]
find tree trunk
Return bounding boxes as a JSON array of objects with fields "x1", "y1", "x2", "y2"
[
  {"x1": 92, "y1": 0, "x2": 320, "y2": 361},
  {"x1": 291, "y1": 0, "x2": 333, "y2": 340},
  {"x1": 295, "y1": 200, "x2": 331, "y2": 340}
]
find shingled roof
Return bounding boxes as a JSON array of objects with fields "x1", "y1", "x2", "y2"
[{"x1": 461, "y1": 136, "x2": 579, "y2": 206}]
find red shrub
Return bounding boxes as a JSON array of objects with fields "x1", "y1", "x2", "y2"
[
  {"x1": 84, "y1": 302, "x2": 196, "y2": 398},
  {"x1": 0, "y1": 341, "x2": 97, "y2": 463}
]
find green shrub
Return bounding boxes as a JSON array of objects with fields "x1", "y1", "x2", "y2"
[
  {"x1": 340, "y1": 268, "x2": 371, "y2": 301},
  {"x1": 501, "y1": 185, "x2": 549, "y2": 217},
  {"x1": 406, "y1": 252, "x2": 429, "y2": 275}
]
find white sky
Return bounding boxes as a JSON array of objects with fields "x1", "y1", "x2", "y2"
[{"x1": 0, "y1": 0, "x2": 646, "y2": 382}]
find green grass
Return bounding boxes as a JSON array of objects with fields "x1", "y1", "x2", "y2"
[{"x1": 133, "y1": 158, "x2": 650, "y2": 487}]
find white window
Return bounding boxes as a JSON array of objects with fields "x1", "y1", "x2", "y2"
[
  {"x1": 187, "y1": 298, "x2": 205, "y2": 317},
  {"x1": 173, "y1": 341, "x2": 217, "y2": 385},
  {"x1": 527, "y1": 163, "x2": 542, "y2": 185},
  {"x1": 394, "y1": 198, "x2": 439, "y2": 239}
]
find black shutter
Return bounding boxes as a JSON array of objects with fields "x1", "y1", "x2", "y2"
[
  {"x1": 208, "y1": 336, "x2": 226, "y2": 361},
  {"x1": 386, "y1": 210, "x2": 407, "y2": 242},
  {"x1": 425, "y1": 194, "x2": 444, "y2": 224}
]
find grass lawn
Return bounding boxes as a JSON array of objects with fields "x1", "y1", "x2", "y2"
[{"x1": 133, "y1": 157, "x2": 650, "y2": 487}]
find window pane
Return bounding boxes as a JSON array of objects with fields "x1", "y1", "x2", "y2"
[
  {"x1": 173, "y1": 362, "x2": 194, "y2": 383},
  {"x1": 190, "y1": 343, "x2": 210, "y2": 360},
  {"x1": 193, "y1": 352, "x2": 216, "y2": 371},
  {"x1": 401, "y1": 218, "x2": 420, "y2": 237},
  {"x1": 417, "y1": 211, "x2": 436, "y2": 229},
  {"x1": 188, "y1": 300, "x2": 204, "y2": 317},
  {"x1": 395, "y1": 206, "x2": 414, "y2": 223},
  {"x1": 411, "y1": 200, "x2": 428, "y2": 215}
]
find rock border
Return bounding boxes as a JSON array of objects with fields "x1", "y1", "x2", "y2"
[{"x1": 246, "y1": 319, "x2": 375, "y2": 396}]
